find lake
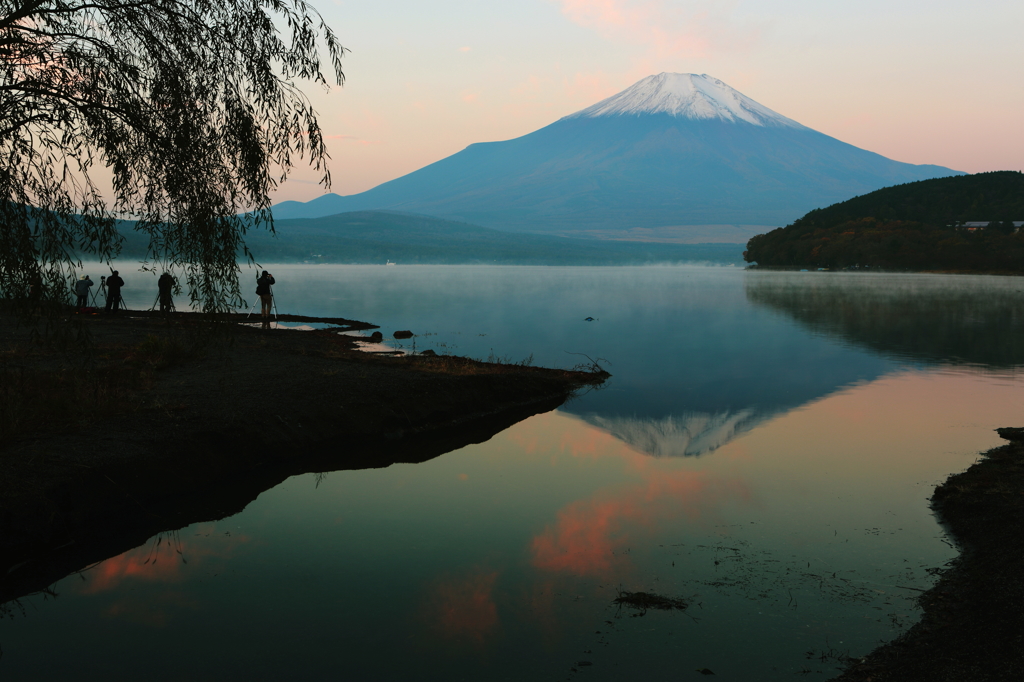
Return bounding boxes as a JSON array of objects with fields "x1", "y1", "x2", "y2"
[{"x1": 4, "y1": 265, "x2": 1024, "y2": 680}]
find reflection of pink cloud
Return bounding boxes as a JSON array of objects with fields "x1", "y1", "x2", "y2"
[
  {"x1": 78, "y1": 530, "x2": 248, "y2": 595},
  {"x1": 74, "y1": 530, "x2": 245, "y2": 628},
  {"x1": 424, "y1": 568, "x2": 501, "y2": 644},
  {"x1": 83, "y1": 552, "x2": 181, "y2": 594},
  {"x1": 532, "y1": 472, "x2": 751, "y2": 577},
  {"x1": 532, "y1": 496, "x2": 626, "y2": 576}
]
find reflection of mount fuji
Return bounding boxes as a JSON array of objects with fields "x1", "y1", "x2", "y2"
[
  {"x1": 564, "y1": 271, "x2": 1024, "y2": 460},
  {"x1": 573, "y1": 409, "x2": 774, "y2": 458},
  {"x1": 545, "y1": 271, "x2": 905, "y2": 460}
]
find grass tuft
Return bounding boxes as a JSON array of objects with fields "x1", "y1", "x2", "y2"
[{"x1": 613, "y1": 590, "x2": 690, "y2": 613}]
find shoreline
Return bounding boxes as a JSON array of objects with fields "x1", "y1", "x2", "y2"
[
  {"x1": 831, "y1": 428, "x2": 1024, "y2": 680},
  {"x1": 0, "y1": 309, "x2": 607, "y2": 603},
  {"x1": 745, "y1": 264, "x2": 1024, "y2": 276}
]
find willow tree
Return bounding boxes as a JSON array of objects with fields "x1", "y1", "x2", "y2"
[{"x1": 0, "y1": 0, "x2": 344, "y2": 311}]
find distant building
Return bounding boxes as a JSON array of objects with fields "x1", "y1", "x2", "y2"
[{"x1": 951, "y1": 221, "x2": 1024, "y2": 233}]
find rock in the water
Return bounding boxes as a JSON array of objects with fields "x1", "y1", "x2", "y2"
[
  {"x1": 393, "y1": 330, "x2": 413, "y2": 339},
  {"x1": 369, "y1": 331, "x2": 383, "y2": 342}
]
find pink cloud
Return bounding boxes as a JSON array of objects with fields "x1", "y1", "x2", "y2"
[{"x1": 553, "y1": 0, "x2": 758, "y2": 59}]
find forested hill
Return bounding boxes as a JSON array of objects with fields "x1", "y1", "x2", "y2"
[{"x1": 744, "y1": 172, "x2": 1024, "y2": 272}]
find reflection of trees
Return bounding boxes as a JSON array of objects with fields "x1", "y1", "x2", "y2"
[{"x1": 745, "y1": 274, "x2": 1024, "y2": 368}]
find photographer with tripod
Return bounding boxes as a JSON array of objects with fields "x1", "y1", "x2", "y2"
[
  {"x1": 256, "y1": 270, "x2": 276, "y2": 328},
  {"x1": 105, "y1": 269, "x2": 125, "y2": 313},
  {"x1": 74, "y1": 275, "x2": 93, "y2": 310},
  {"x1": 158, "y1": 272, "x2": 176, "y2": 313}
]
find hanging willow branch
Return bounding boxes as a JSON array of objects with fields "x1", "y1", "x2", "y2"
[{"x1": 0, "y1": 0, "x2": 345, "y2": 312}]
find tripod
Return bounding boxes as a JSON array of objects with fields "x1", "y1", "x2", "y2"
[
  {"x1": 150, "y1": 272, "x2": 179, "y2": 313},
  {"x1": 95, "y1": 279, "x2": 128, "y2": 312},
  {"x1": 246, "y1": 285, "x2": 279, "y2": 326},
  {"x1": 86, "y1": 281, "x2": 101, "y2": 308},
  {"x1": 150, "y1": 290, "x2": 176, "y2": 313}
]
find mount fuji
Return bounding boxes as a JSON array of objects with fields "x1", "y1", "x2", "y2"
[{"x1": 273, "y1": 74, "x2": 961, "y2": 242}]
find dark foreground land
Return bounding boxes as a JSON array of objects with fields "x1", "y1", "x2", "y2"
[
  {"x1": 833, "y1": 429, "x2": 1024, "y2": 681},
  {"x1": 0, "y1": 308, "x2": 606, "y2": 605}
]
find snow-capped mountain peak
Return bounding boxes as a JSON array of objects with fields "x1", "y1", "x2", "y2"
[{"x1": 564, "y1": 73, "x2": 804, "y2": 128}]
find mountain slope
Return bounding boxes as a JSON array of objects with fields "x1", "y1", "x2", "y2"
[{"x1": 274, "y1": 74, "x2": 961, "y2": 239}]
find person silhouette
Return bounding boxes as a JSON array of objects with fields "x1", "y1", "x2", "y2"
[
  {"x1": 105, "y1": 270, "x2": 125, "y2": 313},
  {"x1": 256, "y1": 270, "x2": 275, "y2": 327},
  {"x1": 75, "y1": 275, "x2": 93, "y2": 310},
  {"x1": 158, "y1": 272, "x2": 176, "y2": 313}
]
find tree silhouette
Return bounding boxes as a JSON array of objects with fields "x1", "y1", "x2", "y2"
[{"x1": 0, "y1": 0, "x2": 345, "y2": 311}]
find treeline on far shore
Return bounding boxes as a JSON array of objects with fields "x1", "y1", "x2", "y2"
[{"x1": 744, "y1": 171, "x2": 1024, "y2": 272}]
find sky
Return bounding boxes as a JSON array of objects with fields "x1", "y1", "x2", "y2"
[{"x1": 277, "y1": 0, "x2": 1024, "y2": 202}]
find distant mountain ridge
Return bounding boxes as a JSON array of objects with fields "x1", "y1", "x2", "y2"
[
  {"x1": 274, "y1": 73, "x2": 961, "y2": 241},
  {"x1": 109, "y1": 210, "x2": 745, "y2": 264},
  {"x1": 245, "y1": 210, "x2": 745, "y2": 265}
]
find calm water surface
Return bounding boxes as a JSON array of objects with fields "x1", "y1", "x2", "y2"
[{"x1": 4, "y1": 266, "x2": 1024, "y2": 680}]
